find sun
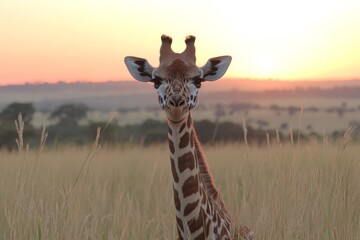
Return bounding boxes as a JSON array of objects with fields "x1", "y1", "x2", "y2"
[{"x1": 253, "y1": 56, "x2": 280, "y2": 78}]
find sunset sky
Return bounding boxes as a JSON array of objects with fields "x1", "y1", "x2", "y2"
[{"x1": 1, "y1": 0, "x2": 359, "y2": 85}]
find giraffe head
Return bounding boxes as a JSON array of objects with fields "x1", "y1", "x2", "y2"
[{"x1": 124, "y1": 35, "x2": 231, "y2": 122}]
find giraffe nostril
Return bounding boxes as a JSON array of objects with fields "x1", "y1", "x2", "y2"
[
  {"x1": 169, "y1": 99, "x2": 176, "y2": 107},
  {"x1": 169, "y1": 96, "x2": 186, "y2": 107},
  {"x1": 178, "y1": 99, "x2": 185, "y2": 106}
]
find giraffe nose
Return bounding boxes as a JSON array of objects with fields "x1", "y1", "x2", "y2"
[{"x1": 168, "y1": 95, "x2": 186, "y2": 107}]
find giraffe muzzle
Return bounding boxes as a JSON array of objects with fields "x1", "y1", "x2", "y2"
[
  {"x1": 168, "y1": 95, "x2": 186, "y2": 108},
  {"x1": 165, "y1": 95, "x2": 189, "y2": 122}
]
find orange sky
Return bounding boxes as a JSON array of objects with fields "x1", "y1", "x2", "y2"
[{"x1": 1, "y1": 0, "x2": 360, "y2": 85}]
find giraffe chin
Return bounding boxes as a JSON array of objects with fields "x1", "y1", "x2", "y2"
[{"x1": 165, "y1": 107, "x2": 189, "y2": 124}]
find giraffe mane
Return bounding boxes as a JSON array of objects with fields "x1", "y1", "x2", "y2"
[{"x1": 192, "y1": 128, "x2": 228, "y2": 213}]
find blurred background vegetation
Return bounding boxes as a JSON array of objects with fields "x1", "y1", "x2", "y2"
[{"x1": 0, "y1": 101, "x2": 359, "y2": 151}]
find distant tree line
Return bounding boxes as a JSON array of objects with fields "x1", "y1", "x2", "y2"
[{"x1": 0, "y1": 102, "x2": 359, "y2": 151}]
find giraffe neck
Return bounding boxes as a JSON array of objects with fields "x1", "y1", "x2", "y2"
[{"x1": 167, "y1": 113, "x2": 234, "y2": 239}]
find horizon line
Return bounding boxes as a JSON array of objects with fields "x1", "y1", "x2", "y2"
[{"x1": 1, "y1": 77, "x2": 360, "y2": 87}]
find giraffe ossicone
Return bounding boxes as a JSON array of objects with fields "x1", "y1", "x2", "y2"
[{"x1": 124, "y1": 35, "x2": 254, "y2": 240}]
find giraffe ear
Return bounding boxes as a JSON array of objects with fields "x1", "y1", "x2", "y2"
[
  {"x1": 124, "y1": 56, "x2": 154, "y2": 82},
  {"x1": 200, "y1": 56, "x2": 232, "y2": 81}
]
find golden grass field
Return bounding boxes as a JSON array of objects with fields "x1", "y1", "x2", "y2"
[{"x1": 0, "y1": 138, "x2": 359, "y2": 239}]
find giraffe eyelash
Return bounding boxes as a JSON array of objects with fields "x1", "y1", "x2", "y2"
[
  {"x1": 192, "y1": 76, "x2": 203, "y2": 88},
  {"x1": 151, "y1": 77, "x2": 162, "y2": 89}
]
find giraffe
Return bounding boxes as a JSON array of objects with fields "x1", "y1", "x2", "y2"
[{"x1": 124, "y1": 35, "x2": 254, "y2": 240}]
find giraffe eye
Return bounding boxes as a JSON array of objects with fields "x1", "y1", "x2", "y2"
[
  {"x1": 152, "y1": 78, "x2": 162, "y2": 89},
  {"x1": 192, "y1": 77, "x2": 203, "y2": 89}
]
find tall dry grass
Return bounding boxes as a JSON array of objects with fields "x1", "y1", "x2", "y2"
[{"x1": 0, "y1": 132, "x2": 359, "y2": 239}]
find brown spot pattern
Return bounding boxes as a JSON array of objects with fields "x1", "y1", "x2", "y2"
[
  {"x1": 177, "y1": 228, "x2": 184, "y2": 240},
  {"x1": 168, "y1": 138, "x2": 175, "y2": 154},
  {"x1": 202, "y1": 189, "x2": 207, "y2": 204},
  {"x1": 182, "y1": 175, "x2": 199, "y2": 198},
  {"x1": 194, "y1": 233, "x2": 205, "y2": 240},
  {"x1": 178, "y1": 152, "x2": 195, "y2": 173},
  {"x1": 205, "y1": 219, "x2": 211, "y2": 237},
  {"x1": 206, "y1": 203, "x2": 211, "y2": 215},
  {"x1": 179, "y1": 122, "x2": 186, "y2": 133},
  {"x1": 176, "y1": 216, "x2": 184, "y2": 231},
  {"x1": 183, "y1": 199, "x2": 199, "y2": 216},
  {"x1": 187, "y1": 208, "x2": 205, "y2": 237},
  {"x1": 170, "y1": 157, "x2": 179, "y2": 183},
  {"x1": 187, "y1": 114, "x2": 192, "y2": 128},
  {"x1": 179, "y1": 132, "x2": 190, "y2": 148},
  {"x1": 173, "y1": 188, "x2": 181, "y2": 211}
]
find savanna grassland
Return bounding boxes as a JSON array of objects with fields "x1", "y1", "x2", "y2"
[{"x1": 0, "y1": 137, "x2": 359, "y2": 239}]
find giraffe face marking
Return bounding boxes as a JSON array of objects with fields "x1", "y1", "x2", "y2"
[{"x1": 151, "y1": 60, "x2": 203, "y2": 122}]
